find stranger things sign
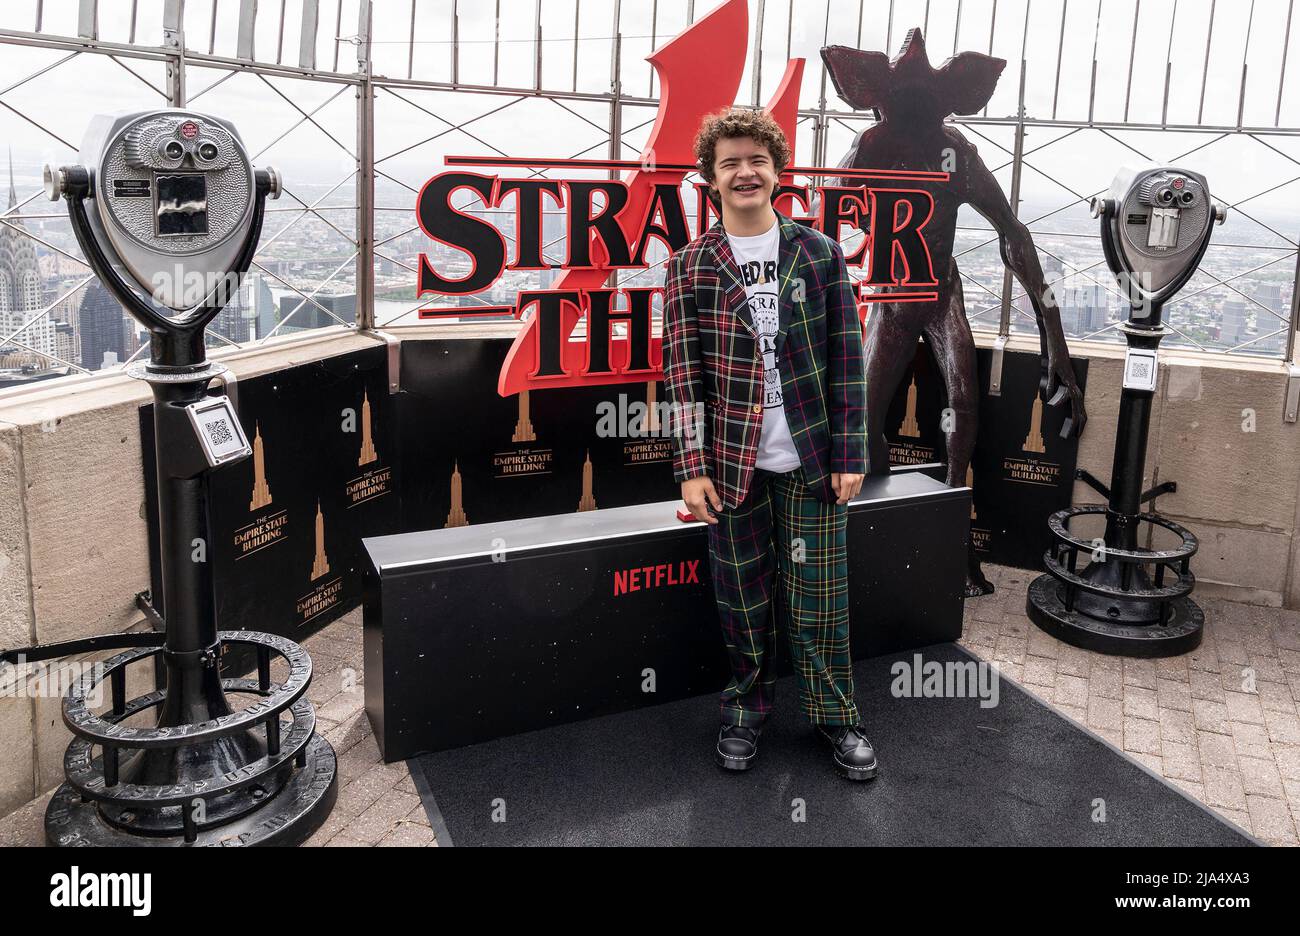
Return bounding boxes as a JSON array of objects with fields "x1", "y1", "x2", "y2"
[
  {"x1": 416, "y1": 158, "x2": 944, "y2": 396},
  {"x1": 410, "y1": 0, "x2": 944, "y2": 398}
]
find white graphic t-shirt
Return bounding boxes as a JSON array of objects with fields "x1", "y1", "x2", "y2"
[{"x1": 726, "y1": 219, "x2": 801, "y2": 473}]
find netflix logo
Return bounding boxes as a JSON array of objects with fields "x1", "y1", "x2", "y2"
[{"x1": 612, "y1": 559, "x2": 702, "y2": 596}]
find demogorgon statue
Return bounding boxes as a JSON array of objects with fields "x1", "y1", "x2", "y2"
[{"x1": 821, "y1": 28, "x2": 1088, "y2": 598}]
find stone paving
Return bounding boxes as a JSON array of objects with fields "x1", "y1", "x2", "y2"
[
  {"x1": 2, "y1": 560, "x2": 1297, "y2": 846},
  {"x1": 965, "y1": 566, "x2": 1300, "y2": 847}
]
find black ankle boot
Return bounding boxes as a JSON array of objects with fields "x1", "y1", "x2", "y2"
[
  {"x1": 816, "y1": 723, "x2": 878, "y2": 780},
  {"x1": 715, "y1": 723, "x2": 759, "y2": 771}
]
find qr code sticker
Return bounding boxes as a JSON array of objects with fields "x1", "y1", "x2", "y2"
[
  {"x1": 1130, "y1": 359, "x2": 1151, "y2": 381},
  {"x1": 204, "y1": 417, "x2": 234, "y2": 447}
]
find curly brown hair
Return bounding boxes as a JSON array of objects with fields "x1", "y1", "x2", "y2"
[{"x1": 693, "y1": 107, "x2": 791, "y2": 184}]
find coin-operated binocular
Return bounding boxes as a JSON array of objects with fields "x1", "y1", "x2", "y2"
[
  {"x1": 13, "y1": 110, "x2": 338, "y2": 846},
  {"x1": 1027, "y1": 166, "x2": 1227, "y2": 658},
  {"x1": 46, "y1": 109, "x2": 281, "y2": 372},
  {"x1": 1093, "y1": 166, "x2": 1225, "y2": 323}
]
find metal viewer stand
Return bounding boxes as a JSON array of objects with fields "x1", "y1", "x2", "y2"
[
  {"x1": 2, "y1": 110, "x2": 336, "y2": 846},
  {"x1": 1027, "y1": 165, "x2": 1227, "y2": 658}
]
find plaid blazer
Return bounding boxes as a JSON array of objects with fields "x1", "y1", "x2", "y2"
[{"x1": 662, "y1": 212, "x2": 868, "y2": 508}]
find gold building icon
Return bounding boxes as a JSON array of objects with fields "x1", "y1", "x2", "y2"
[
  {"x1": 310, "y1": 500, "x2": 329, "y2": 581},
  {"x1": 445, "y1": 460, "x2": 468, "y2": 527},
  {"x1": 645, "y1": 381, "x2": 661, "y2": 434},
  {"x1": 359, "y1": 390, "x2": 378, "y2": 466},
  {"x1": 249, "y1": 422, "x2": 272, "y2": 511},
  {"x1": 577, "y1": 449, "x2": 597, "y2": 512},
  {"x1": 1023, "y1": 393, "x2": 1046, "y2": 453},
  {"x1": 966, "y1": 464, "x2": 976, "y2": 520},
  {"x1": 512, "y1": 389, "x2": 536, "y2": 443},
  {"x1": 898, "y1": 375, "x2": 921, "y2": 438}
]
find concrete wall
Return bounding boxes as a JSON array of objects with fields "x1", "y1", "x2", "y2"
[
  {"x1": 0, "y1": 372, "x2": 159, "y2": 818},
  {"x1": 1053, "y1": 337, "x2": 1300, "y2": 608},
  {"x1": 0, "y1": 326, "x2": 495, "y2": 820},
  {"x1": 0, "y1": 322, "x2": 1297, "y2": 819}
]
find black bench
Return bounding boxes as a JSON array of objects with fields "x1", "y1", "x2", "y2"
[{"x1": 362, "y1": 468, "x2": 970, "y2": 761}]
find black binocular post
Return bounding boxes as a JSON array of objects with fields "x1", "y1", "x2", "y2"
[
  {"x1": 17, "y1": 164, "x2": 339, "y2": 846},
  {"x1": 1026, "y1": 193, "x2": 1216, "y2": 658}
]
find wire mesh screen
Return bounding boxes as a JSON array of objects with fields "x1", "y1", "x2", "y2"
[{"x1": 1, "y1": 0, "x2": 1298, "y2": 393}]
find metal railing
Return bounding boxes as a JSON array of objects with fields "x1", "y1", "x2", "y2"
[{"x1": 0, "y1": 0, "x2": 1297, "y2": 396}]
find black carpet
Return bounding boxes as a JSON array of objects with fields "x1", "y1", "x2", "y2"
[{"x1": 409, "y1": 643, "x2": 1259, "y2": 846}]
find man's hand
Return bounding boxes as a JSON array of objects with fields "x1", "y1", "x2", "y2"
[
  {"x1": 682, "y1": 476, "x2": 723, "y2": 525},
  {"x1": 831, "y1": 472, "x2": 864, "y2": 505}
]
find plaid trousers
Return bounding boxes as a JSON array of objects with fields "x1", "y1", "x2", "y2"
[{"x1": 706, "y1": 464, "x2": 859, "y2": 729}]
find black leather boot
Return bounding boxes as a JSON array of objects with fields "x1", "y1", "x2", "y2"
[
  {"x1": 816, "y1": 723, "x2": 878, "y2": 780},
  {"x1": 715, "y1": 724, "x2": 760, "y2": 771}
]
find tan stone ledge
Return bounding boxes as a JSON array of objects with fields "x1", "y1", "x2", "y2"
[
  {"x1": 0, "y1": 321, "x2": 1291, "y2": 428},
  {"x1": 972, "y1": 330, "x2": 1294, "y2": 375},
  {"x1": 0, "y1": 321, "x2": 521, "y2": 427}
]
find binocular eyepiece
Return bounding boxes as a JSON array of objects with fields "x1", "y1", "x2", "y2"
[
  {"x1": 42, "y1": 109, "x2": 278, "y2": 315},
  {"x1": 1138, "y1": 172, "x2": 1200, "y2": 209},
  {"x1": 1146, "y1": 185, "x2": 1196, "y2": 207}
]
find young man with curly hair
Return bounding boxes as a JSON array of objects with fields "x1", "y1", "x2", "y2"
[{"x1": 662, "y1": 106, "x2": 877, "y2": 780}]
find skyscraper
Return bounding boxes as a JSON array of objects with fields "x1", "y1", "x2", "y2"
[
  {"x1": 1220, "y1": 298, "x2": 1248, "y2": 348},
  {"x1": 208, "y1": 275, "x2": 254, "y2": 345},
  {"x1": 77, "y1": 280, "x2": 133, "y2": 371},
  {"x1": 0, "y1": 150, "x2": 56, "y2": 359}
]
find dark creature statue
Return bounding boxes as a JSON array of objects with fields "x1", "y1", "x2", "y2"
[{"x1": 821, "y1": 28, "x2": 1087, "y2": 598}]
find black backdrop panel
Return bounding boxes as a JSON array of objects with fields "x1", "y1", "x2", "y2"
[
  {"x1": 396, "y1": 337, "x2": 679, "y2": 532},
  {"x1": 399, "y1": 337, "x2": 1087, "y2": 571},
  {"x1": 140, "y1": 335, "x2": 1088, "y2": 649},
  {"x1": 882, "y1": 340, "x2": 1089, "y2": 570},
  {"x1": 141, "y1": 345, "x2": 401, "y2": 646}
]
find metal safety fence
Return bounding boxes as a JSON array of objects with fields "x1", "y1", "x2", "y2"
[{"x1": 0, "y1": 0, "x2": 1297, "y2": 396}]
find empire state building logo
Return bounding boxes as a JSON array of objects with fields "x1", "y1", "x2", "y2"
[
  {"x1": 310, "y1": 500, "x2": 329, "y2": 581},
  {"x1": 359, "y1": 389, "x2": 378, "y2": 465},
  {"x1": 445, "y1": 460, "x2": 468, "y2": 527},
  {"x1": 645, "y1": 381, "x2": 661, "y2": 433},
  {"x1": 249, "y1": 422, "x2": 272, "y2": 510},
  {"x1": 512, "y1": 389, "x2": 536, "y2": 443},
  {"x1": 577, "y1": 449, "x2": 597, "y2": 512},
  {"x1": 1023, "y1": 393, "x2": 1046, "y2": 454},
  {"x1": 344, "y1": 389, "x2": 392, "y2": 507},
  {"x1": 898, "y1": 374, "x2": 921, "y2": 438}
]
